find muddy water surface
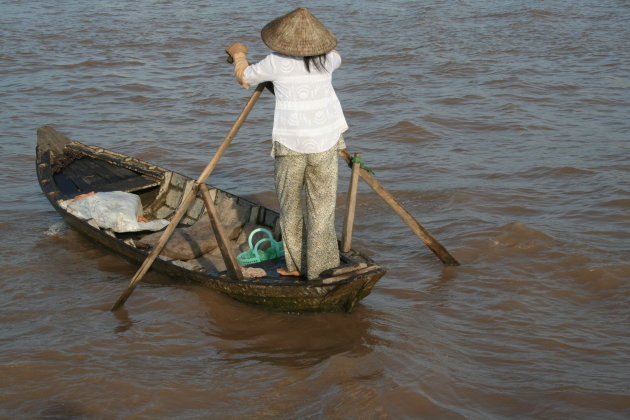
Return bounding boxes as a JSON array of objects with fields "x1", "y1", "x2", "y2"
[{"x1": 1, "y1": 0, "x2": 629, "y2": 418}]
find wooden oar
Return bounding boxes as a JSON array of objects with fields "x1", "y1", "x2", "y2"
[
  {"x1": 110, "y1": 82, "x2": 269, "y2": 311},
  {"x1": 338, "y1": 150, "x2": 460, "y2": 266}
]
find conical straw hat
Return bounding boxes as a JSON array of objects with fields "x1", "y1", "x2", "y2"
[{"x1": 261, "y1": 8, "x2": 337, "y2": 56}]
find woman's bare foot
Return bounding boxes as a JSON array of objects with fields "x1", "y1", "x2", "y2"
[{"x1": 276, "y1": 267, "x2": 301, "y2": 277}]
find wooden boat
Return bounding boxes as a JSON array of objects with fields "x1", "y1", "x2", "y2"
[{"x1": 36, "y1": 126, "x2": 386, "y2": 312}]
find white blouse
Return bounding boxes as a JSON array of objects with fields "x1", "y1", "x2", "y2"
[{"x1": 243, "y1": 51, "x2": 348, "y2": 154}]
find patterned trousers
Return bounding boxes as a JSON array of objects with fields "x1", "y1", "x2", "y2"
[{"x1": 274, "y1": 145, "x2": 340, "y2": 280}]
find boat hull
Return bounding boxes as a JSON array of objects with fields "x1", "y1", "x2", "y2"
[{"x1": 36, "y1": 126, "x2": 386, "y2": 312}]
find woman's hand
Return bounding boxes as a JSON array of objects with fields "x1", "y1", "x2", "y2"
[
  {"x1": 226, "y1": 42, "x2": 248, "y2": 58},
  {"x1": 225, "y1": 42, "x2": 250, "y2": 89}
]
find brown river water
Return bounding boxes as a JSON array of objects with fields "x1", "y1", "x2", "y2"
[{"x1": 1, "y1": 1, "x2": 629, "y2": 419}]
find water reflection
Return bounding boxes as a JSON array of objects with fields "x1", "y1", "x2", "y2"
[
  {"x1": 201, "y1": 299, "x2": 385, "y2": 367},
  {"x1": 112, "y1": 306, "x2": 134, "y2": 333}
]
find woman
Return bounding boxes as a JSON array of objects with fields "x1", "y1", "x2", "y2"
[{"x1": 225, "y1": 7, "x2": 348, "y2": 280}]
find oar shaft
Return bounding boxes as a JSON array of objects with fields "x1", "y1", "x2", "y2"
[
  {"x1": 111, "y1": 188, "x2": 198, "y2": 311},
  {"x1": 198, "y1": 183, "x2": 243, "y2": 281},
  {"x1": 196, "y1": 83, "x2": 267, "y2": 184},
  {"x1": 339, "y1": 150, "x2": 459, "y2": 266},
  {"x1": 111, "y1": 83, "x2": 268, "y2": 311}
]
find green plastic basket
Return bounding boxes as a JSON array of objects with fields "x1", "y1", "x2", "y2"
[{"x1": 237, "y1": 228, "x2": 284, "y2": 266}]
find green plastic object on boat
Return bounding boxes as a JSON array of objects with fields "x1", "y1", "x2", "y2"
[{"x1": 237, "y1": 228, "x2": 285, "y2": 266}]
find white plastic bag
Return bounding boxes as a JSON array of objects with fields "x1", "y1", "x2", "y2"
[{"x1": 59, "y1": 191, "x2": 169, "y2": 233}]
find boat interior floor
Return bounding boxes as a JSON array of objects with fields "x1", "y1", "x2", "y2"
[
  {"x1": 192, "y1": 250, "x2": 304, "y2": 283},
  {"x1": 54, "y1": 154, "x2": 159, "y2": 198}
]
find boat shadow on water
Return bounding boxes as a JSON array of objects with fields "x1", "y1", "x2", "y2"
[{"x1": 199, "y1": 293, "x2": 386, "y2": 367}]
